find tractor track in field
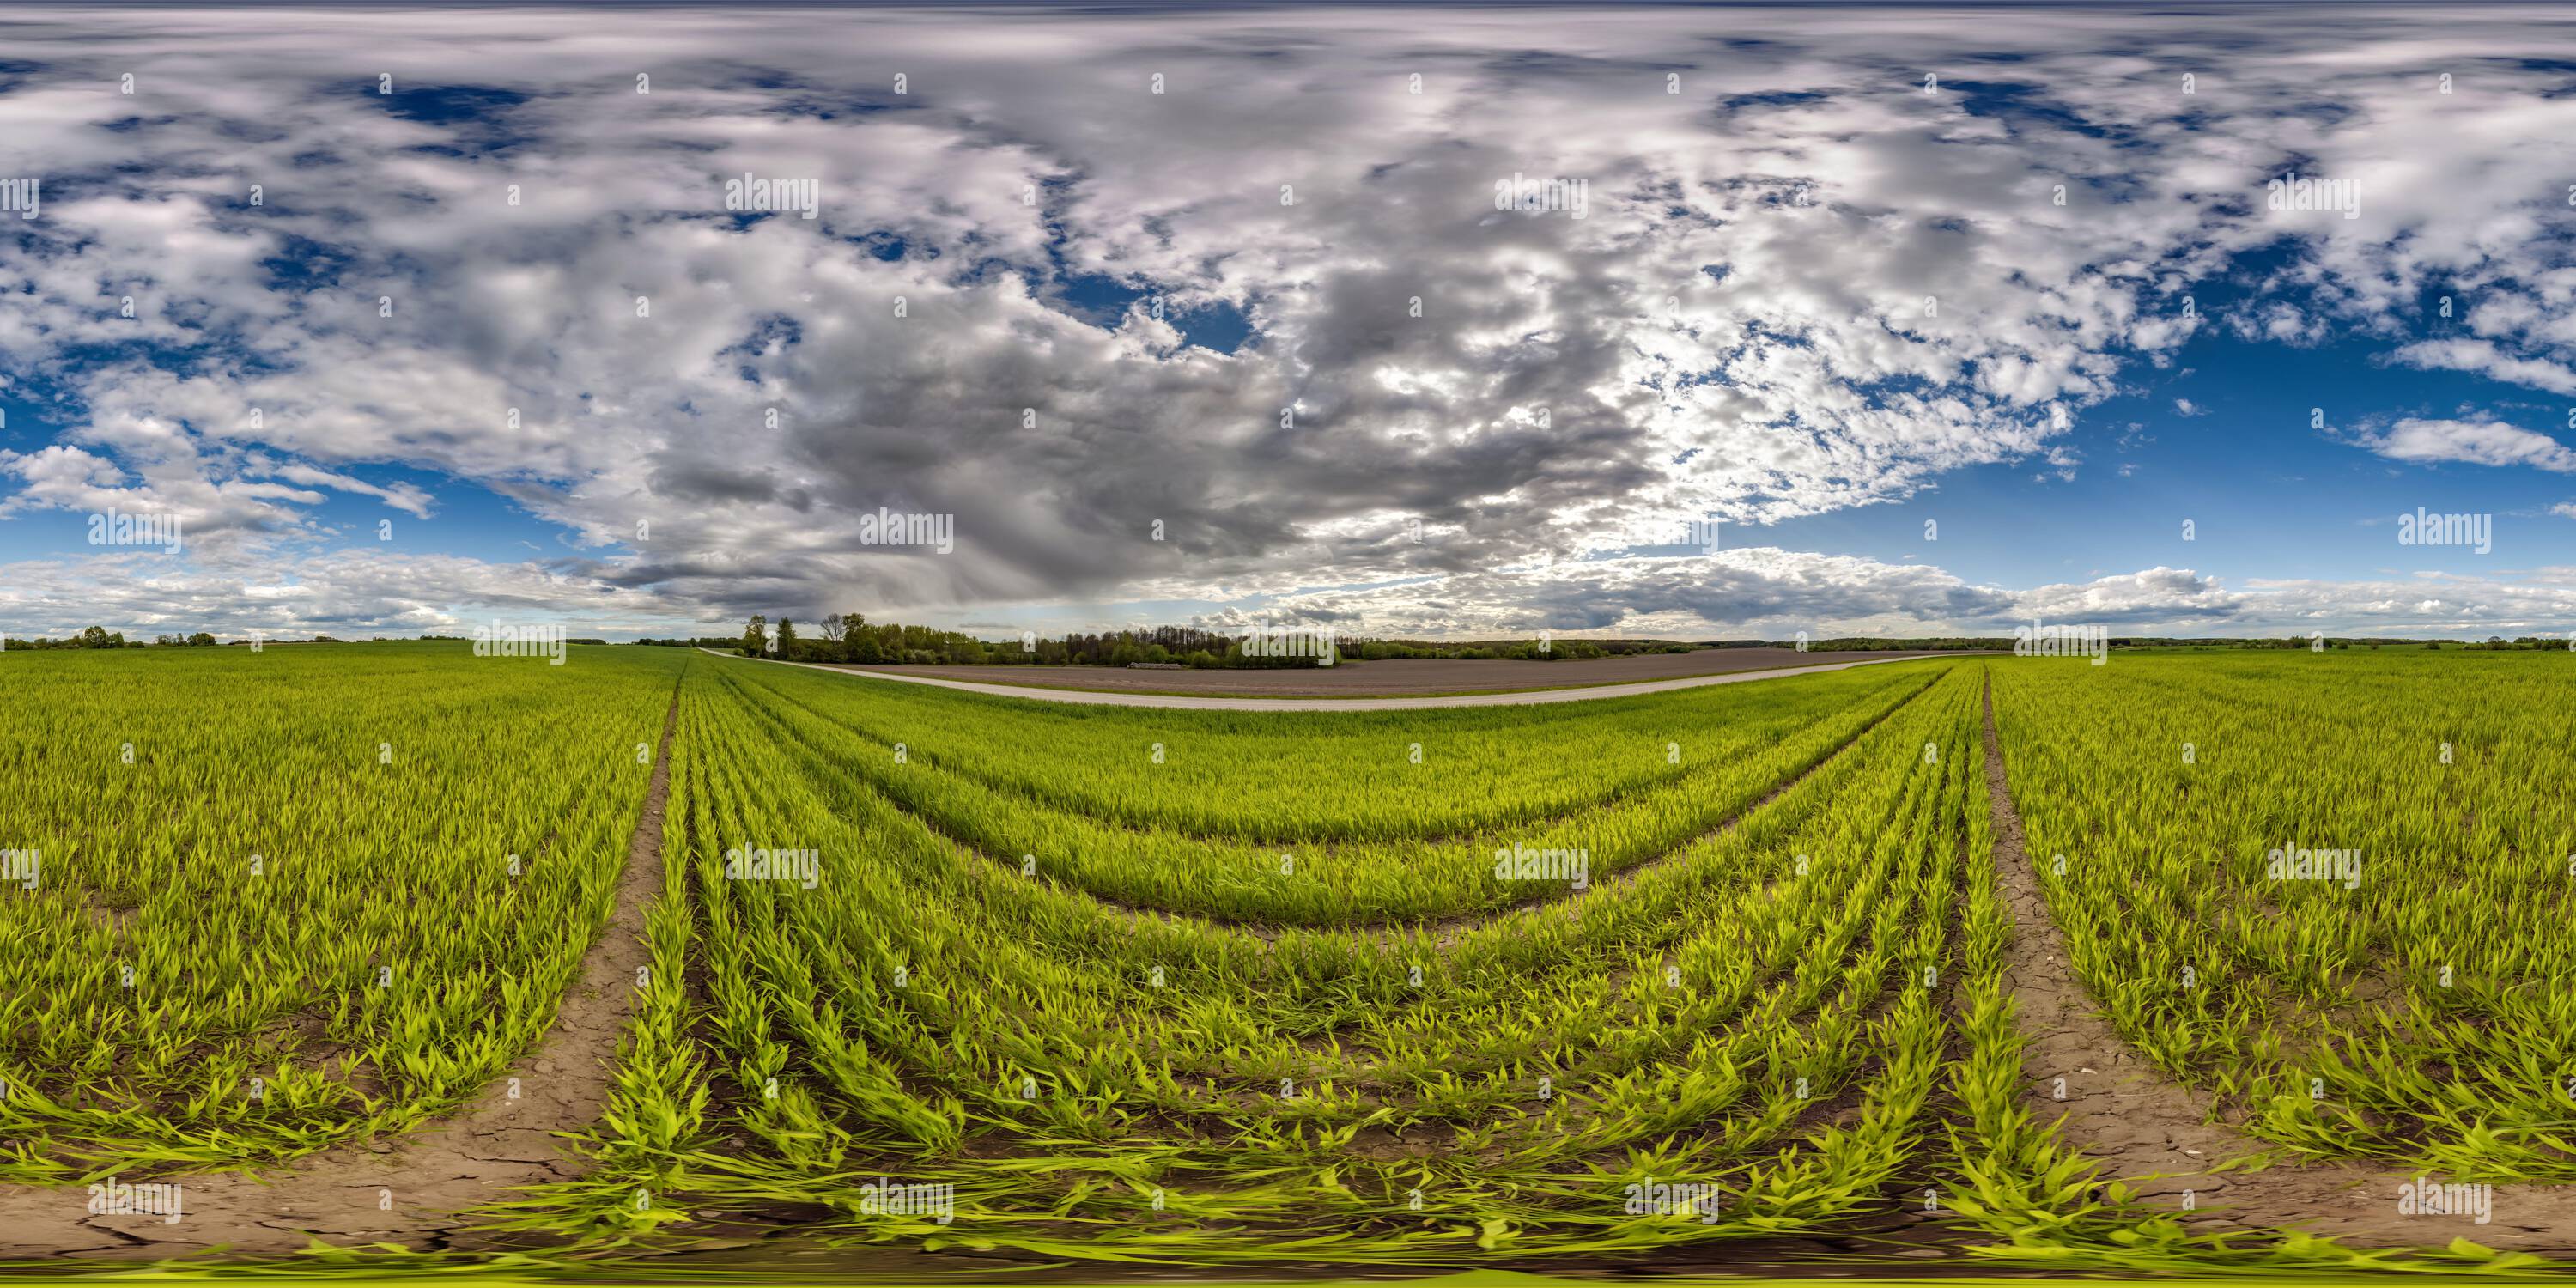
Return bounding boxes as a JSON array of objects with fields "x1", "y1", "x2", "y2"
[
  {"x1": 0, "y1": 679, "x2": 682, "y2": 1261},
  {"x1": 1978, "y1": 667, "x2": 2576, "y2": 1253}
]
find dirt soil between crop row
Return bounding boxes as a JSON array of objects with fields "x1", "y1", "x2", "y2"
[
  {"x1": 1978, "y1": 666, "x2": 2576, "y2": 1253},
  {"x1": 0, "y1": 678, "x2": 682, "y2": 1260}
]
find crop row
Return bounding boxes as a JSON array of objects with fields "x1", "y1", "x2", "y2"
[
  {"x1": 538, "y1": 654, "x2": 1992, "y2": 1260},
  {"x1": 705, "y1": 658, "x2": 1947, "y2": 924},
  {"x1": 0, "y1": 642, "x2": 689, "y2": 1181},
  {"x1": 717, "y1": 656, "x2": 1931, "y2": 844},
  {"x1": 1990, "y1": 651, "x2": 2576, "y2": 1181}
]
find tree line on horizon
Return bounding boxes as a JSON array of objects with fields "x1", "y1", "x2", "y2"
[
  {"x1": 3, "y1": 627, "x2": 220, "y2": 649},
  {"x1": 624, "y1": 622, "x2": 2576, "y2": 662},
  {"x1": 644, "y1": 615, "x2": 1716, "y2": 667}
]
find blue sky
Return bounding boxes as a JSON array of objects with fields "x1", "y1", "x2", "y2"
[
  {"x1": 1771, "y1": 328, "x2": 2574, "y2": 591},
  {"x1": 3, "y1": 4, "x2": 2576, "y2": 641}
]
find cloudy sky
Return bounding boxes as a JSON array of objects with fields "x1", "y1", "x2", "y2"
[{"x1": 5, "y1": 3, "x2": 2576, "y2": 641}]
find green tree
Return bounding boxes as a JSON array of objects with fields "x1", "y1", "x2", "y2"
[
  {"x1": 741, "y1": 614, "x2": 767, "y2": 657},
  {"x1": 775, "y1": 618, "x2": 799, "y2": 657}
]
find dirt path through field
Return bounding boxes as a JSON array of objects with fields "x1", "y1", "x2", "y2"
[
  {"x1": 1978, "y1": 666, "x2": 2576, "y2": 1251},
  {"x1": 0, "y1": 677, "x2": 682, "y2": 1260}
]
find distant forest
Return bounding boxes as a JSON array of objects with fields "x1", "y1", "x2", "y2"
[
  {"x1": 630, "y1": 617, "x2": 1703, "y2": 667},
  {"x1": 614, "y1": 622, "x2": 2576, "y2": 666}
]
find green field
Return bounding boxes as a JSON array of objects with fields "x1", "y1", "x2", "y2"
[{"x1": 2, "y1": 643, "x2": 2571, "y2": 1274}]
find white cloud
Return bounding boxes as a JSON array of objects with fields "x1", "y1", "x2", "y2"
[
  {"x1": 258, "y1": 463, "x2": 435, "y2": 520},
  {"x1": 2388, "y1": 338, "x2": 2576, "y2": 397},
  {"x1": 2344, "y1": 418, "x2": 2576, "y2": 473},
  {"x1": 0, "y1": 7, "x2": 2571, "y2": 635}
]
